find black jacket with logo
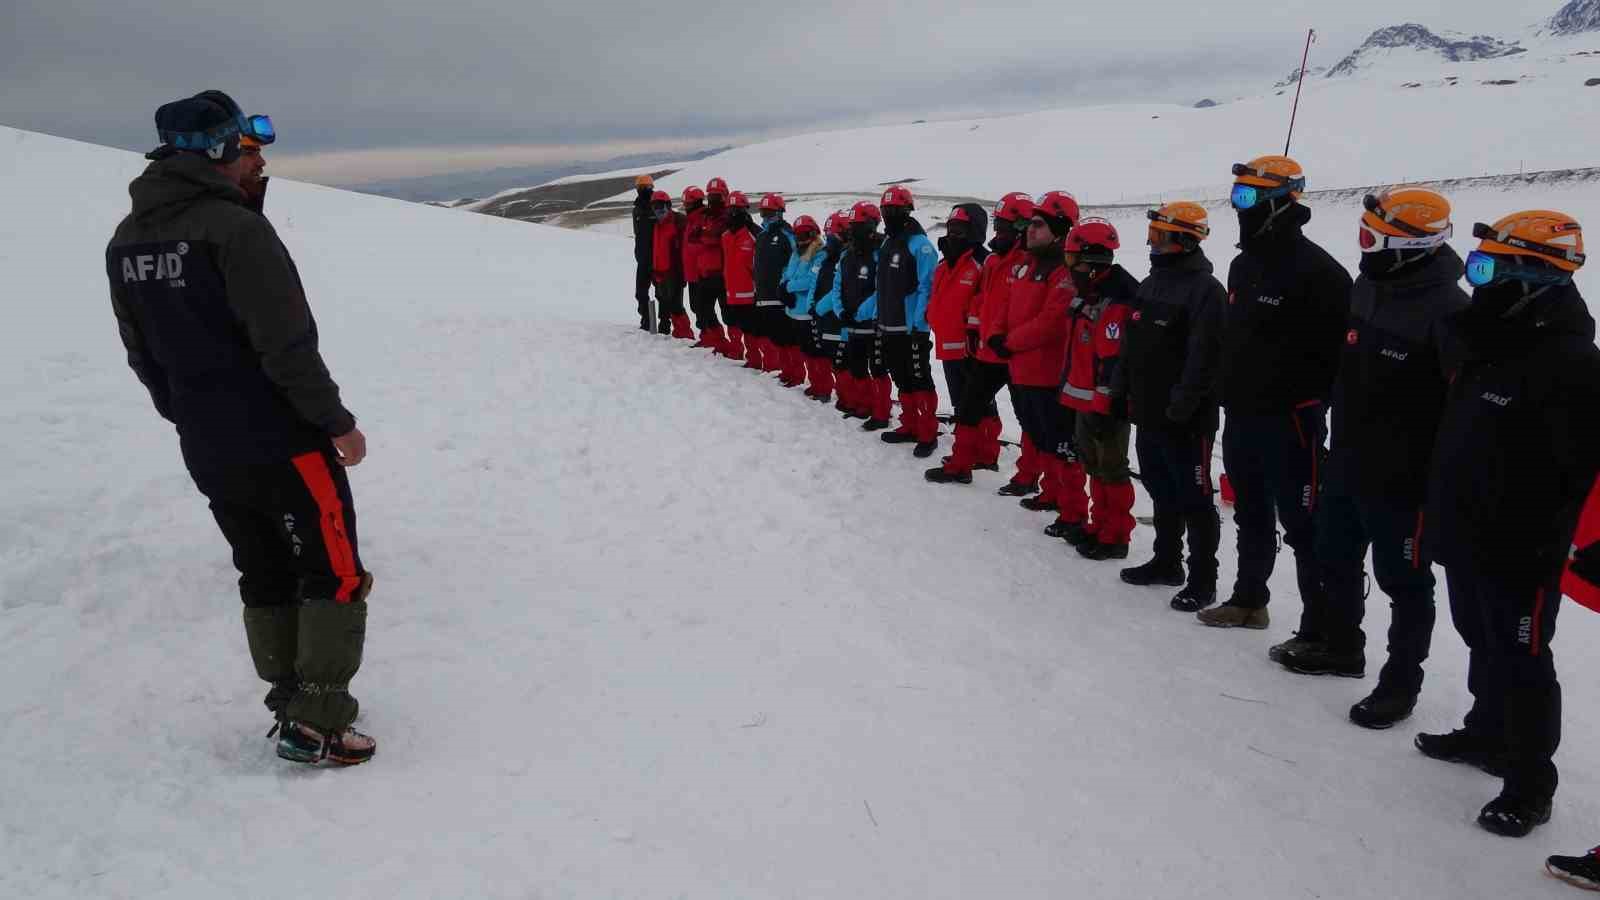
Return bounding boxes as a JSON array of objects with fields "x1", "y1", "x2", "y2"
[
  {"x1": 1222, "y1": 206, "x2": 1353, "y2": 414},
  {"x1": 631, "y1": 190, "x2": 654, "y2": 264},
  {"x1": 106, "y1": 155, "x2": 354, "y2": 473},
  {"x1": 755, "y1": 219, "x2": 795, "y2": 305},
  {"x1": 1327, "y1": 248, "x2": 1469, "y2": 502},
  {"x1": 1115, "y1": 250, "x2": 1224, "y2": 431},
  {"x1": 839, "y1": 236, "x2": 883, "y2": 326},
  {"x1": 1426, "y1": 284, "x2": 1600, "y2": 574},
  {"x1": 875, "y1": 217, "x2": 929, "y2": 331}
]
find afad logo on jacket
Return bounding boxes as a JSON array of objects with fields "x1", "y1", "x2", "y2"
[{"x1": 1346, "y1": 329, "x2": 1359, "y2": 345}]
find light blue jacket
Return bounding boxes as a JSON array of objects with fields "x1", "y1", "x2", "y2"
[{"x1": 781, "y1": 243, "x2": 820, "y2": 320}]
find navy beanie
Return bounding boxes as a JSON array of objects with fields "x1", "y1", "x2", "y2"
[{"x1": 148, "y1": 90, "x2": 244, "y2": 163}]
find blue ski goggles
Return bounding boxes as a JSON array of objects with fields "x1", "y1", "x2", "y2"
[
  {"x1": 1463, "y1": 250, "x2": 1572, "y2": 288},
  {"x1": 245, "y1": 114, "x2": 276, "y2": 145},
  {"x1": 1230, "y1": 163, "x2": 1305, "y2": 211}
]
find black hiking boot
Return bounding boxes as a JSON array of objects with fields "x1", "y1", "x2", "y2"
[
  {"x1": 996, "y1": 481, "x2": 1039, "y2": 497},
  {"x1": 1267, "y1": 633, "x2": 1321, "y2": 664},
  {"x1": 1120, "y1": 558, "x2": 1185, "y2": 587},
  {"x1": 912, "y1": 440, "x2": 939, "y2": 459},
  {"x1": 1078, "y1": 541, "x2": 1129, "y2": 561},
  {"x1": 974, "y1": 461, "x2": 1000, "y2": 472},
  {"x1": 861, "y1": 418, "x2": 890, "y2": 431},
  {"x1": 924, "y1": 466, "x2": 972, "y2": 484},
  {"x1": 1414, "y1": 729, "x2": 1507, "y2": 777},
  {"x1": 880, "y1": 430, "x2": 918, "y2": 444},
  {"x1": 1018, "y1": 495, "x2": 1058, "y2": 512},
  {"x1": 1349, "y1": 689, "x2": 1418, "y2": 730},
  {"x1": 1279, "y1": 645, "x2": 1366, "y2": 678},
  {"x1": 1479, "y1": 791, "x2": 1552, "y2": 838},
  {"x1": 1545, "y1": 847, "x2": 1600, "y2": 889},
  {"x1": 1043, "y1": 520, "x2": 1089, "y2": 543},
  {"x1": 1169, "y1": 584, "x2": 1216, "y2": 613}
]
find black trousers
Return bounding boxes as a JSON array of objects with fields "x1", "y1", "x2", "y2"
[
  {"x1": 953, "y1": 359, "x2": 1008, "y2": 427},
  {"x1": 657, "y1": 278, "x2": 686, "y2": 321},
  {"x1": 882, "y1": 332, "x2": 936, "y2": 393},
  {"x1": 846, "y1": 330, "x2": 887, "y2": 379},
  {"x1": 765, "y1": 306, "x2": 796, "y2": 347},
  {"x1": 1135, "y1": 424, "x2": 1221, "y2": 588},
  {"x1": 635, "y1": 262, "x2": 653, "y2": 325},
  {"x1": 1221, "y1": 404, "x2": 1327, "y2": 615},
  {"x1": 192, "y1": 450, "x2": 366, "y2": 607},
  {"x1": 1448, "y1": 565, "x2": 1563, "y2": 800},
  {"x1": 1315, "y1": 489, "x2": 1436, "y2": 693},
  {"x1": 1012, "y1": 385, "x2": 1073, "y2": 460},
  {"x1": 804, "y1": 317, "x2": 828, "y2": 357},
  {"x1": 944, "y1": 358, "x2": 999, "y2": 421},
  {"x1": 692, "y1": 275, "x2": 725, "y2": 331}
]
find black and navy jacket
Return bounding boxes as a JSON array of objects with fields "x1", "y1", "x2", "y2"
[
  {"x1": 839, "y1": 236, "x2": 883, "y2": 328},
  {"x1": 1427, "y1": 283, "x2": 1600, "y2": 576},
  {"x1": 875, "y1": 217, "x2": 938, "y2": 334},
  {"x1": 1327, "y1": 248, "x2": 1469, "y2": 503},
  {"x1": 631, "y1": 190, "x2": 654, "y2": 264},
  {"x1": 1222, "y1": 206, "x2": 1353, "y2": 414},
  {"x1": 754, "y1": 218, "x2": 795, "y2": 309},
  {"x1": 106, "y1": 154, "x2": 354, "y2": 473},
  {"x1": 1115, "y1": 250, "x2": 1225, "y2": 431}
]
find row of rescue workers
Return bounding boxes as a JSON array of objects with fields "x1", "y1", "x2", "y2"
[{"x1": 628, "y1": 156, "x2": 1600, "y2": 839}]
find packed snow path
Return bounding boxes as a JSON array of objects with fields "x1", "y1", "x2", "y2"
[{"x1": 5, "y1": 126, "x2": 1600, "y2": 898}]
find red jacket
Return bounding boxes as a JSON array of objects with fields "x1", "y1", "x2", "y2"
[
  {"x1": 928, "y1": 247, "x2": 986, "y2": 361},
  {"x1": 681, "y1": 206, "x2": 705, "y2": 283},
  {"x1": 974, "y1": 245, "x2": 1030, "y2": 365},
  {"x1": 688, "y1": 206, "x2": 728, "y2": 276},
  {"x1": 1059, "y1": 266, "x2": 1140, "y2": 414},
  {"x1": 1566, "y1": 476, "x2": 1600, "y2": 612},
  {"x1": 721, "y1": 223, "x2": 758, "y2": 306},
  {"x1": 997, "y1": 255, "x2": 1075, "y2": 387},
  {"x1": 652, "y1": 211, "x2": 685, "y2": 284}
]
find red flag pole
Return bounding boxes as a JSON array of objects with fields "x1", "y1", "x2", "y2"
[{"x1": 1284, "y1": 28, "x2": 1316, "y2": 156}]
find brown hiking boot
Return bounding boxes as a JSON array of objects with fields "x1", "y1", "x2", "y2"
[{"x1": 1196, "y1": 603, "x2": 1270, "y2": 629}]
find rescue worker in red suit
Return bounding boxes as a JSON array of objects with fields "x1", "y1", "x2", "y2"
[
  {"x1": 649, "y1": 191, "x2": 694, "y2": 340},
  {"x1": 681, "y1": 186, "x2": 726, "y2": 349},
  {"x1": 690, "y1": 177, "x2": 736, "y2": 358},
  {"x1": 720, "y1": 191, "x2": 761, "y2": 368},
  {"x1": 925, "y1": 193, "x2": 1035, "y2": 485},
  {"x1": 1054, "y1": 218, "x2": 1140, "y2": 560},
  {"x1": 924, "y1": 203, "x2": 990, "y2": 473},
  {"x1": 982, "y1": 193, "x2": 1078, "y2": 509}
]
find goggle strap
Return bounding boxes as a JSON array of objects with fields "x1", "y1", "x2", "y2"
[
  {"x1": 1473, "y1": 222, "x2": 1587, "y2": 265},
  {"x1": 1147, "y1": 210, "x2": 1209, "y2": 237}
]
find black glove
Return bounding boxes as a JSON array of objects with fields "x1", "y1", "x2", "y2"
[
  {"x1": 987, "y1": 334, "x2": 1012, "y2": 359},
  {"x1": 784, "y1": 291, "x2": 799, "y2": 310},
  {"x1": 1574, "y1": 542, "x2": 1600, "y2": 587},
  {"x1": 966, "y1": 329, "x2": 980, "y2": 357},
  {"x1": 1165, "y1": 400, "x2": 1193, "y2": 424}
]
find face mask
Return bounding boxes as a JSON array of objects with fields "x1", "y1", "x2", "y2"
[
  {"x1": 850, "y1": 222, "x2": 877, "y2": 245},
  {"x1": 653, "y1": 206, "x2": 670, "y2": 221},
  {"x1": 761, "y1": 211, "x2": 780, "y2": 225},
  {"x1": 883, "y1": 209, "x2": 910, "y2": 232},
  {"x1": 1070, "y1": 267, "x2": 1101, "y2": 295},
  {"x1": 989, "y1": 229, "x2": 1017, "y2": 253}
]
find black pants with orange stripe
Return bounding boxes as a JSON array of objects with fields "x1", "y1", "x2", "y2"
[
  {"x1": 1447, "y1": 564, "x2": 1563, "y2": 801},
  {"x1": 1221, "y1": 405, "x2": 1327, "y2": 617},
  {"x1": 1315, "y1": 489, "x2": 1436, "y2": 694},
  {"x1": 193, "y1": 449, "x2": 366, "y2": 607}
]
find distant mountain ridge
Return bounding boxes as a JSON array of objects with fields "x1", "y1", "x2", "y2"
[
  {"x1": 1325, "y1": 24, "x2": 1526, "y2": 78},
  {"x1": 1546, "y1": 0, "x2": 1600, "y2": 35}
]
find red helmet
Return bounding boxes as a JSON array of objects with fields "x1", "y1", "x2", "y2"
[
  {"x1": 759, "y1": 192, "x2": 786, "y2": 213},
  {"x1": 682, "y1": 185, "x2": 705, "y2": 205},
  {"x1": 994, "y1": 192, "x2": 1036, "y2": 224},
  {"x1": 880, "y1": 184, "x2": 915, "y2": 210},
  {"x1": 1066, "y1": 218, "x2": 1119, "y2": 252},
  {"x1": 706, "y1": 177, "x2": 730, "y2": 198},
  {"x1": 793, "y1": 214, "x2": 819, "y2": 237},
  {"x1": 650, "y1": 190, "x2": 671, "y2": 205},
  {"x1": 948, "y1": 206, "x2": 974, "y2": 224},
  {"x1": 825, "y1": 210, "x2": 851, "y2": 237},
  {"x1": 727, "y1": 191, "x2": 750, "y2": 209},
  {"x1": 849, "y1": 201, "x2": 882, "y2": 224},
  {"x1": 1035, "y1": 191, "x2": 1081, "y2": 228}
]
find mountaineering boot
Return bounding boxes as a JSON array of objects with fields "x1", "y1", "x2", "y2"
[
  {"x1": 280, "y1": 579, "x2": 373, "y2": 765},
  {"x1": 1169, "y1": 583, "x2": 1216, "y2": 613},
  {"x1": 1120, "y1": 557, "x2": 1184, "y2": 587},
  {"x1": 1478, "y1": 791, "x2": 1552, "y2": 838},
  {"x1": 1544, "y1": 847, "x2": 1600, "y2": 889},
  {"x1": 1078, "y1": 541, "x2": 1129, "y2": 561},
  {"x1": 1197, "y1": 603, "x2": 1270, "y2": 629},
  {"x1": 1348, "y1": 688, "x2": 1418, "y2": 730},
  {"x1": 881, "y1": 429, "x2": 918, "y2": 444},
  {"x1": 1044, "y1": 519, "x2": 1090, "y2": 544},
  {"x1": 243, "y1": 604, "x2": 299, "y2": 725},
  {"x1": 1414, "y1": 729, "x2": 1507, "y2": 777},
  {"x1": 1267, "y1": 632, "x2": 1320, "y2": 664},
  {"x1": 1278, "y1": 644, "x2": 1366, "y2": 678},
  {"x1": 997, "y1": 480, "x2": 1039, "y2": 497}
]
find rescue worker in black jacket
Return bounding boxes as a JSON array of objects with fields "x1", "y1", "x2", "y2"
[
  {"x1": 631, "y1": 174, "x2": 657, "y2": 331},
  {"x1": 1416, "y1": 210, "x2": 1597, "y2": 839},
  {"x1": 106, "y1": 90, "x2": 375, "y2": 766},
  {"x1": 1113, "y1": 202, "x2": 1224, "y2": 612},
  {"x1": 1277, "y1": 189, "x2": 1468, "y2": 734},
  {"x1": 1201, "y1": 156, "x2": 1352, "y2": 637}
]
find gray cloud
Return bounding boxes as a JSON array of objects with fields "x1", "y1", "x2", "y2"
[{"x1": 1, "y1": 1, "x2": 1545, "y2": 185}]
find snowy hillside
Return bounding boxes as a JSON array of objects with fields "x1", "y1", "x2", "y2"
[
  {"x1": 1324, "y1": 24, "x2": 1526, "y2": 78},
  {"x1": 5, "y1": 124, "x2": 1600, "y2": 900}
]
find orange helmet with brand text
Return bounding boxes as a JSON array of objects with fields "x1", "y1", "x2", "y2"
[
  {"x1": 1231, "y1": 155, "x2": 1304, "y2": 209},
  {"x1": 1147, "y1": 201, "x2": 1210, "y2": 241},
  {"x1": 1359, "y1": 188, "x2": 1452, "y2": 254},
  {"x1": 635, "y1": 174, "x2": 654, "y2": 189},
  {"x1": 1473, "y1": 210, "x2": 1585, "y2": 274}
]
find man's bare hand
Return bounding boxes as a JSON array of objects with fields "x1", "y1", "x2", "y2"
[{"x1": 332, "y1": 427, "x2": 367, "y2": 467}]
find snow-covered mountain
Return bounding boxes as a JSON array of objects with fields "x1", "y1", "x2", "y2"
[
  {"x1": 1325, "y1": 24, "x2": 1526, "y2": 78},
  {"x1": 1547, "y1": 0, "x2": 1600, "y2": 35}
]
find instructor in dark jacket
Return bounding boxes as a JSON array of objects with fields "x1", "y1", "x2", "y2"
[
  {"x1": 1416, "y1": 210, "x2": 1597, "y2": 838},
  {"x1": 1115, "y1": 202, "x2": 1224, "y2": 613},
  {"x1": 1202, "y1": 156, "x2": 1351, "y2": 637},
  {"x1": 105, "y1": 90, "x2": 375, "y2": 766},
  {"x1": 1277, "y1": 190, "x2": 1467, "y2": 732},
  {"x1": 632, "y1": 174, "x2": 658, "y2": 331}
]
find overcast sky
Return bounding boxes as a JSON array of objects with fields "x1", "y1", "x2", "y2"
[{"x1": 1, "y1": 1, "x2": 1550, "y2": 185}]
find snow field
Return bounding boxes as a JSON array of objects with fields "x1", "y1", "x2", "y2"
[{"x1": 4, "y1": 124, "x2": 1600, "y2": 898}]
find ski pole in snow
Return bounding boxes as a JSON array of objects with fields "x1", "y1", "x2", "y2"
[{"x1": 1284, "y1": 28, "x2": 1316, "y2": 156}]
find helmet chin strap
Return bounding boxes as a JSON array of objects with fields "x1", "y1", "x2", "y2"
[
  {"x1": 1501, "y1": 281, "x2": 1554, "y2": 319},
  {"x1": 1249, "y1": 197, "x2": 1294, "y2": 238}
]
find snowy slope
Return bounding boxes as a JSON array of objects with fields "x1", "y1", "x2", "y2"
[{"x1": 5, "y1": 124, "x2": 1600, "y2": 900}]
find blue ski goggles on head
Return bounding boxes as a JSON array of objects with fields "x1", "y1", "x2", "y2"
[
  {"x1": 1229, "y1": 163, "x2": 1305, "y2": 211},
  {"x1": 245, "y1": 114, "x2": 276, "y2": 145},
  {"x1": 1463, "y1": 250, "x2": 1572, "y2": 288}
]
